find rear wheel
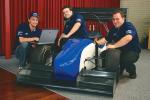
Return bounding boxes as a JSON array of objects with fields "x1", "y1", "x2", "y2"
[
  {"x1": 101, "y1": 49, "x2": 120, "y2": 71},
  {"x1": 101, "y1": 49, "x2": 120, "y2": 82}
]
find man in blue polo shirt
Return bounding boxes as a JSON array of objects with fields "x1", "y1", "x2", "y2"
[
  {"x1": 95, "y1": 10, "x2": 141, "y2": 79},
  {"x1": 58, "y1": 5, "x2": 89, "y2": 47},
  {"x1": 15, "y1": 12, "x2": 41, "y2": 70}
]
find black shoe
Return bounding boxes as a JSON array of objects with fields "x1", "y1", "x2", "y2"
[{"x1": 129, "y1": 73, "x2": 137, "y2": 79}]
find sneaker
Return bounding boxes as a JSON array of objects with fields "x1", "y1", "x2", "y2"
[
  {"x1": 18, "y1": 66, "x2": 23, "y2": 70},
  {"x1": 129, "y1": 73, "x2": 137, "y2": 79},
  {"x1": 17, "y1": 65, "x2": 23, "y2": 73}
]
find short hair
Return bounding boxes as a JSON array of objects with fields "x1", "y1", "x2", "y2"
[
  {"x1": 62, "y1": 5, "x2": 73, "y2": 11},
  {"x1": 112, "y1": 10, "x2": 125, "y2": 18}
]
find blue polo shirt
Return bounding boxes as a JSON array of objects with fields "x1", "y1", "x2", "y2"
[
  {"x1": 105, "y1": 22, "x2": 141, "y2": 53},
  {"x1": 16, "y1": 23, "x2": 41, "y2": 45},
  {"x1": 63, "y1": 13, "x2": 89, "y2": 38}
]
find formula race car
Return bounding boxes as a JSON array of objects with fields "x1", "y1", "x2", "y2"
[{"x1": 16, "y1": 30, "x2": 120, "y2": 97}]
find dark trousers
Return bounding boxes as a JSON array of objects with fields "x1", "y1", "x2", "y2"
[
  {"x1": 15, "y1": 42, "x2": 31, "y2": 67},
  {"x1": 120, "y1": 51, "x2": 140, "y2": 74}
]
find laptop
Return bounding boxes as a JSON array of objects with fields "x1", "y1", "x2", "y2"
[{"x1": 37, "y1": 29, "x2": 58, "y2": 45}]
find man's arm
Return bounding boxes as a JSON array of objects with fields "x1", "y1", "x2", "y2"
[
  {"x1": 107, "y1": 34, "x2": 133, "y2": 49},
  {"x1": 63, "y1": 22, "x2": 81, "y2": 38},
  {"x1": 57, "y1": 33, "x2": 65, "y2": 46},
  {"x1": 57, "y1": 22, "x2": 81, "y2": 46},
  {"x1": 19, "y1": 37, "x2": 39, "y2": 43}
]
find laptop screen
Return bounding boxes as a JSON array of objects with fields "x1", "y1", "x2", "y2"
[{"x1": 37, "y1": 29, "x2": 58, "y2": 45}]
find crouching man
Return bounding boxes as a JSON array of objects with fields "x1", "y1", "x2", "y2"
[
  {"x1": 15, "y1": 12, "x2": 41, "y2": 70},
  {"x1": 95, "y1": 10, "x2": 141, "y2": 79}
]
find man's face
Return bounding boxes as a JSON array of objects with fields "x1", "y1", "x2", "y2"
[
  {"x1": 63, "y1": 8, "x2": 73, "y2": 19},
  {"x1": 112, "y1": 13, "x2": 124, "y2": 28},
  {"x1": 28, "y1": 16, "x2": 39, "y2": 27}
]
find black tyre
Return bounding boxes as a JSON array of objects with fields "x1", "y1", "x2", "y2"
[
  {"x1": 101, "y1": 49, "x2": 120, "y2": 72},
  {"x1": 30, "y1": 45, "x2": 52, "y2": 64}
]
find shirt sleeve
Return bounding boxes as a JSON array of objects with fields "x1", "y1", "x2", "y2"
[
  {"x1": 125, "y1": 22, "x2": 137, "y2": 37},
  {"x1": 75, "y1": 14, "x2": 83, "y2": 23},
  {"x1": 16, "y1": 24, "x2": 25, "y2": 37}
]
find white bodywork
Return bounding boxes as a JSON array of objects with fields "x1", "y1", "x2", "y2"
[{"x1": 79, "y1": 43, "x2": 107, "y2": 71}]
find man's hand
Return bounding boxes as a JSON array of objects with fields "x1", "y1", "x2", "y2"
[
  {"x1": 19, "y1": 37, "x2": 39, "y2": 43},
  {"x1": 94, "y1": 37, "x2": 107, "y2": 45},
  {"x1": 58, "y1": 33, "x2": 69, "y2": 46},
  {"x1": 33, "y1": 37, "x2": 39, "y2": 41},
  {"x1": 61, "y1": 34, "x2": 69, "y2": 38},
  {"x1": 94, "y1": 37, "x2": 99, "y2": 44},
  {"x1": 107, "y1": 44, "x2": 116, "y2": 49}
]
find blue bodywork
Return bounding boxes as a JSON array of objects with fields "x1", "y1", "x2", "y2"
[{"x1": 54, "y1": 39, "x2": 93, "y2": 81}]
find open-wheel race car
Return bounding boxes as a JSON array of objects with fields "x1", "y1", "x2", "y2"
[
  {"x1": 16, "y1": 29, "x2": 120, "y2": 97},
  {"x1": 17, "y1": 8, "x2": 126, "y2": 96}
]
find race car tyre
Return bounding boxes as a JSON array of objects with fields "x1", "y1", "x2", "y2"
[
  {"x1": 30, "y1": 45, "x2": 52, "y2": 64},
  {"x1": 100, "y1": 49, "x2": 120, "y2": 72}
]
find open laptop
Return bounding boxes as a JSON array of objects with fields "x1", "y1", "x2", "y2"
[{"x1": 37, "y1": 29, "x2": 58, "y2": 45}]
